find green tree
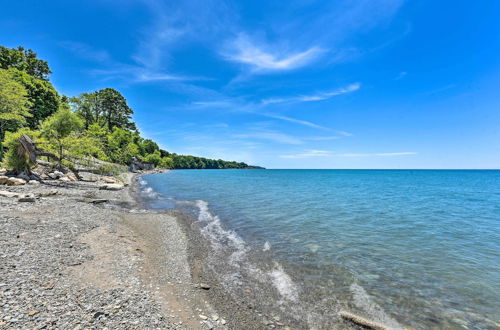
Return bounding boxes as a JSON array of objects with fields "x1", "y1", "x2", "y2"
[
  {"x1": 71, "y1": 88, "x2": 136, "y2": 131},
  {"x1": 40, "y1": 104, "x2": 83, "y2": 166},
  {"x1": 106, "y1": 127, "x2": 140, "y2": 164},
  {"x1": 10, "y1": 68, "x2": 60, "y2": 129},
  {"x1": 0, "y1": 69, "x2": 31, "y2": 159},
  {"x1": 70, "y1": 92, "x2": 101, "y2": 129},
  {"x1": 98, "y1": 88, "x2": 136, "y2": 131},
  {"x1": 141, "y1": 150, "x2": 162, "y2": 166},
  {"x1": 1, "y1": 128, "x2": 39, "y2": 172},
  {"x1": 159, "y1": 156, "x2": 174, "y2": 169},
  {"x1": 0, "y1": 46, "x2": 51, "y2": 80}
]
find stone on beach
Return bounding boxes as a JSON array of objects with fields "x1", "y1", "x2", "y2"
[
  {"x1": 18, "y1": 197, "x2": 36, "y2": 202},
  {"x1": 0, "y1": 190, "x2": 20, "y2": 198},
  {"x1": 0, "y1": 177, "x2": 27, "y2": 186},
  {"x1": 99, "y1": 184, "x2": 124, "y2": 191}
]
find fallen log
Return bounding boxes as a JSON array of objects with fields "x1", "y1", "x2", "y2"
[{"x1": 339, "y1": 311, "x2": 389, "y2": 330}]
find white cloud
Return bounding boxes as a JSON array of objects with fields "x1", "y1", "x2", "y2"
[
  {"x1": 262, "y1": 114, "x2": 328, "y2": 130},
  {"x1": 281, "y1": 149, "x2": 333, "y2": 159},
  {"x1": 262, "y1": 83, "x2": 360, "y2": 104},
  {"x1": 233, "y1": 131, "x2": 303, "y2": 145},
  {"x1": 337, "y1": 152, "x2": 417, "y2": 157},
  {"x1": 281, "y1": 150, "x2": 417, "y2": 159},
  {"x1": 224, "y1": 34, "x2": 324, "y2": 72}
]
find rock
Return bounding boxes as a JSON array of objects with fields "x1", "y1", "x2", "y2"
[
  {"x1": 101, "y1": 177, "x2": 117, "y2": 184},
  {"x1": 221, "y1": 319, "x2": 226, "y2": 325},
  {"x1": 38, "y1": 189, "x2": 58, "y2": 197},
  {"x1": 211, "y1": 314, "x2": 219, "y2": 321},
  {"x1": 67, "y1": 173, "x2": 78, "y2": 181},
  {"x1": 0, "y1": 175, "x2": 9, "y2": 184},
  {"x1": 6, "y1": 177, "x2": 26, "y2": 186},
  {"x1": 89, "y1": 199, "x2": 108, "y2": 204},
  {"x1": 0, "y1": 191, "x2": 19, "y2": 198},
  {"x1": 199, "y1": 315, "x2": 208, "y2": 320},
  {"x1": 199, "y1": 283, "x2": 211, "y2": 290},
  {"x1": 18, "y1": 197, "x2": 36, "y2": 202},
  {"x1": 28, "y1": 180, "x2": 40, "y2": 185},
  {"x1": 99, "y1": 184, "x2": 124, "y2": 191},
  {"x1": 49, "y1": 171, "x2": 64, "y2": 179},
  {"x1": 28, "y1": 310, "x2": 39, "y2": 316},
  {"x1": 0, "y1": 168, "x2": 6, "y2": 175},
  {"x1": 58, "y1": 176, "x2": 71, "y2": 182}
]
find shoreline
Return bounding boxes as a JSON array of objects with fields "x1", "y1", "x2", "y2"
[
  {"x1": 0, "y1": 173, "x2": 275, "y2": 329},
  {"x1": 1, "y1": 171, "x2": 397, "y2": 329}
]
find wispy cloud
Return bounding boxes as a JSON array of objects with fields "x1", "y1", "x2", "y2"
[
  {"x1": 262, "y1": 83, "x2": 361, "y2": 104},
  {"x1": 60, "y1": 41, "x2": 111, "y2": 63},
  {"x1": 262, "y1": 114, "x2": 329, "y2": 130},
  {"x1": 281, "y1": 149, "x2": 333, "y2": 158},
  {"x1": 395, "y1": 71, "x2": 407, "y2": 80},
  {"x1": 337, "y1": 152, "x2": 417, "y2": 157},
  {"x1": 233, "y1": 130, "x2": 303, "y2": 145},
  {"x1": 281, "y1": 150, "x2": 416, "y2": 159},
  {"x1": 223, "y1": 34, "x2": 325, "y2": 72}
]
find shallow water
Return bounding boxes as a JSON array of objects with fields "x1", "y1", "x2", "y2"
[{"x1": 140, "y1": 170, "x2": 500, "y2": 329}]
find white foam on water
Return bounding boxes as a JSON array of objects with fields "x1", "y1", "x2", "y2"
[
  {"x1": 350, "y1": 283, "x2": 403, "y2": 330},
  {"x1": 142, "y1": 187, "x2": 158, "y2": 198},
  {"x1": 193, "y1": 201, "x2": 301, "y2": 304},
  {"x1": 268, "y1": 263, "x2": 299, "y2": 301},
  {"x1": 263, "y1": 241, "x2": 271, "y2": 251},
  {"x1": 194, "y1": 200, "x2": 248, "y2": 266}
]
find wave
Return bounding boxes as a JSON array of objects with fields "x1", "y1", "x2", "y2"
[{"x1": 192, "y1": 200, "x2": 300, "y2": 302}]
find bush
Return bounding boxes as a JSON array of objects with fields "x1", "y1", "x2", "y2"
[{"x1": 1, "y1": 129, "x2": 39, "y2": 172}]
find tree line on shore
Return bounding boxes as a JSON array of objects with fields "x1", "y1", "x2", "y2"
[{"x1": 0, "y1": 46, "x2": 261, "y2": 173}]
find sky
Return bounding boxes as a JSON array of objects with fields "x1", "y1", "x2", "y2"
[{"x1": 1, "y1": 0, "x2": 499, "y2": 169}]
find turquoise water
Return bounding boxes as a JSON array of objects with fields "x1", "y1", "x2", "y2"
[{"x1": 140, "y1": 170, "x2": 500, "y2": 329}]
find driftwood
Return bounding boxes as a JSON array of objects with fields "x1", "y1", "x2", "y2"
[
  {"x1": 18, "y1": 134, "x2": 60, "y2": 163},
  {"x1": 339, "y1": 311, "x2": 389, "y2": 330},
  {"x1": 18, "y1": 134, "x2": 83, "y2": 180}
]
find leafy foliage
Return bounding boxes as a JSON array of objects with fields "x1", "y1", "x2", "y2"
[
  {"x1": 0, "y1": 46, "x2": 51, "y2": 80},
  {"x1": 0, "y1": 69, "x2": 32, "y2": 159},
  {"x1": 0, "y1": 44, "x2": 262, "y2": 171},
  {"x1": 1, "y1": 129, "x2": 39, "y2": 172},
  {"x1": 40, "y1": 104, "x2": 83, "y2": 166},
  {"x1": 70, "y1": 88, "x2": 136, "y2": 131},
  {"x1": 9, "y1": 68, "x2": 60, "y2": 129}
]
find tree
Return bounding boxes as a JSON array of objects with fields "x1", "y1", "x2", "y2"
[
  {"x1": 98, "y1": 88, "x2": 136, "y2": 131},
  {"x1": 9, "y1": 68, "x2": 60, "y2": 129},
  {"x1": 106, "y1": 127, "x2": 140, "y2": 164},
  {"x1": 0, "y1": 46, "x2": 51, "y2": 80},
  {"x1": 0, "y1": 69, "x2": 31, "y2": 159},
  {"x1": 159, "y1": 157, "x2": 174, "y2": 169},
  {"x1": 40, "y1": 104, "x2": 83, "y2": 167},
  {"x1": 141, "y1": 139, "x2": 159, "y2": 155},
  {"x1": 71, "y1": 88, "x2": 136, "y2": 131},
  {"x1": 141, "y1": 150, "x2": 162, "y2": 166},
  {"x1": 1, "y1": 129, "x2": 39, "y2": 172},
  {"x1": 70, "y1": 92, "x2": 101, "y2": 129}
]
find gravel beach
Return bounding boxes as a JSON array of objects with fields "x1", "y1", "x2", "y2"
[{"x1": 0, "y1": 174, "x2": 269, "y2": 329}]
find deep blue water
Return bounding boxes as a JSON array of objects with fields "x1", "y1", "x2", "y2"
[{"x1": 140, "y1": 170, "x2": 500, "y2": 329}]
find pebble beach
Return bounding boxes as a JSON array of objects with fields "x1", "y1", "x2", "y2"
[{"x1": 0, "y1": 173, "x2": 270, "y2": 330}]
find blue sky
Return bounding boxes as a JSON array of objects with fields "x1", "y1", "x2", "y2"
[{"x1": 1, "y1": 0, "x2": 499, "y2": 168}]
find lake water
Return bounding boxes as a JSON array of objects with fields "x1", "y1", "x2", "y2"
[{"x1": 140, "y1": 170, "x2": 500, "y2": 329}]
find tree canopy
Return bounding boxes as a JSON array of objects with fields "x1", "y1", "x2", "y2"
[
  {"x1": 0, "y1": 46, "x2": 51, "y2": 80},
  {"x1": 0, "y1": 45, "x2": 262, "y2": 171}
]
